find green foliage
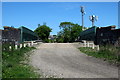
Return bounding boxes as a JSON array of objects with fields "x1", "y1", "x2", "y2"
[
  {"x1": 59, "y1": 22, "x2": 74, "y2": 29},
  {"x1": 2, "y1": 46, "x2": 40, "y2": 78},
  {"x1": 44, "y1": 39, "x2": 50, "y2": 43},
  {"x1": 34, "y1": 24, "x2": 52, "y2": 42},
  {"x1": 2, "y1": 43, "x2": 14, "y2": 51},
  {"x1": 79, "y1": 45, "x2": 120, "y2": 64},
  {"x1": 49, "y1": 39, "x2": 54, "y2": 43},
  {"x1": 56, "y1": 38, "x2": 64, "y2": 43},
  {"x1": 70, "y1": 24, "x2": 82, "y2": 42},
  {"x1": 57, "y1": 22, "x2": 82, "y2": 43}
]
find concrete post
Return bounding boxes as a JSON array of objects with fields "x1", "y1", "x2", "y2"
[
  {"x1": 9, "y1": 46, "x2": 12, "y2": 50},
  {"x1": 87, "y1": 42, "x2": 89, "y2": 47},
  {"x1": 20, "y1": 44, "x2": 22, "y2": 48},
  {"x1": 84, "y1": 41, "x2": 86, "y2": 47},
  {"x1": 15, "y1": 45, "x2": 18, "y2": 50},
  {"x1": 92, "y1": 43, "x2": 95, "y2": 49},
  {"x1": 31, "y1": 41, "x2": 33, "y2": 46},
  {"x1": 97, "y1": 45, "x2": 100, "y2": 51},
  {"x1": 24, "y1": 44, "x2": 26, "y2": 47}
]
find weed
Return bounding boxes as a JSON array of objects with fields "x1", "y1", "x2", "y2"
[{"x1": 2, "y1": 45, "x2": 40, "y2": 78}]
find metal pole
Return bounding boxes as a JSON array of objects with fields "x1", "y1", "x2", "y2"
[
  {"x1": 92, "y1": 16, "x2": 94, "y2": 27},
  {"x1": 81, "y1": 6, "x2": 85, "y2": 30},
  {"x1": 89, "y1": 15, "x2": 98, "y2": 27},
  {"x1": 82, "y1": 13, "x2": 84, "y2": 29},
  {"x1": 92, "y1": 20, "x2": 94, "y2": 27}
]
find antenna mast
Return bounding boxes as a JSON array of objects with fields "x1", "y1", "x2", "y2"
[
  {"x1": 89, "y1": 15, "x2": 98, "y2": 27},
  {"x1": 81, "y1": 6, "x2": 85, "y2": 30}
]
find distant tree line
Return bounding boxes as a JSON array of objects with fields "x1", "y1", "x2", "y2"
[{"x1": 34, "y1": 22, "x2": 82, "y2": 43}]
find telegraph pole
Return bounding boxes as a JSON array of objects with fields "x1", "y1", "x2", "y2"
[{"x1": 81, "y1": 6, "x2": 85, "y2": 30}]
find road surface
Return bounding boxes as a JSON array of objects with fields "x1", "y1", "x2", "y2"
[{"x1": 30, "y1": 43, "x2": 118, "y2": 78}]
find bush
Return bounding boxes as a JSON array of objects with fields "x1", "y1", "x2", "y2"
[
  {"x1": 43, "y1": 39, "x2": 49, "y2": 43},
  {"x1": 56, "y1": 38, "x2": 64, "y2": 43}
]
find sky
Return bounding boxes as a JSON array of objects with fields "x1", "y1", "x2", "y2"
[
  {"x1": 2, "y1": 2, "x2": 118, "y2": 35},
  {"x1": 1, "y1": 0, "x2": 120, "y2": 2},
  {"x1": 118, "y1": 1, "x2": 120, "y2": 28}
]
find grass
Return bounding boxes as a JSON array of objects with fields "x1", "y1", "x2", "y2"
[
  {"x1": 2, "y1": 46, "x2": 40, "y2": 78},
  {"x1": 78, "y1": 45, "x2": 120, "y2": 64}
]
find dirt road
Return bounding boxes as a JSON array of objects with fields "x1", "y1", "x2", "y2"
[{"x1": 30, "y1": 43, "x2": 118, "y2": 78}]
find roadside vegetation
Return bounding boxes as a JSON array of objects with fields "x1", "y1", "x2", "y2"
[
  {"x1": 34, "y1": 23, "x2": 52, "y2": 43},
  {"x1": 79, "y1": 45, "x2": 120, "y2": 65},
  {"x1": 56, "y1": 22, "x2": 82, "y2": 43},
  {"x1": 2, "y1": 44, "x2": 40, "y2": 78},
  {"x1": 34, "y1": 22, "x2": 83, "y2": 43}
]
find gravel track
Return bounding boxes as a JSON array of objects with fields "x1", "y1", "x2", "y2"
[{"x1": 30, "y1": 43, "x2": 118, "y2": 78}]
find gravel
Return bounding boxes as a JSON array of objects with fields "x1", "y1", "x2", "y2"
[{"x1": 29, "y1": 43, "x2": 118, "y2": 78}]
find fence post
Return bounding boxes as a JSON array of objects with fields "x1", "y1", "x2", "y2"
[
  {"x1": 87, "y1": 42, "x2": 89, "y2": 47},
  {"x1": 9, "y1": 46, "x2": 12, "y2": 50},
  {"x1": 92, "y1": 43, "x2": 95, "y2": 49},
  {"x1": 84, "y1": 41, "x2": 86, "y2": 47},
  {"x1": 24, "y1": 44, "x2": 26, "y2": 47},
  {"x1": 31, "y1": 41, "x2": 33, "y2": 46},
  {"x1": 97, "y1": 45, "x2": 100, "y2": 51},
  {"x1": 15, "y1": 45, "x2": 18, "y2": 50},
  {"x1": 20, "y1": 44, "x2": 22, "y2": 48}
]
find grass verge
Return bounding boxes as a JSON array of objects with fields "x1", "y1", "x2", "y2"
[
  {"x1": 2, "y1": 46, "x2": 40, "y2": 78},
  {"x1": 78, "y1": 45, "x2": 120, "y2": 65}
]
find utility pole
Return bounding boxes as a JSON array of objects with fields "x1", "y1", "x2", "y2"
[
  {"x1": 89, "y1": 15, "x2": 98, "y2": 27},
  {"x1": 80, "y1": 6, "x2": 85, "y2": 30}
]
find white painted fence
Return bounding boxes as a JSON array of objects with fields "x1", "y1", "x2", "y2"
[
  {"x1": 83, "y1": 40, "x2": 99, "y2": 50},
  {"x1": 8, "y1": 41, "x2": 38, "y2": 50}
]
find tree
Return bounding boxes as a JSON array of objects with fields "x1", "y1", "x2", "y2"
[
  {"x1": 57, "y1": 22, "x2": 82, "y2": 43},
  {"x1": 56, "y1": 31, "x2": 64, "y2": 43},
  {"x1": 70, "y1": 24, "x2": 82, "y2": 42},
  {"x1": 59, "y1": 22, "x2": 74, "y2": 29},
  {"x1": 34, "y1": 24, "x2": 52, "y2": 42}
]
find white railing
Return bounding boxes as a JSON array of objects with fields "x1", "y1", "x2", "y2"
[
  {"x1": 7, "y1": 41, "x2": 38, "y2": 50},
  {"x1": 82, "y1": 40, "x2": 99, "y2": 50}
]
